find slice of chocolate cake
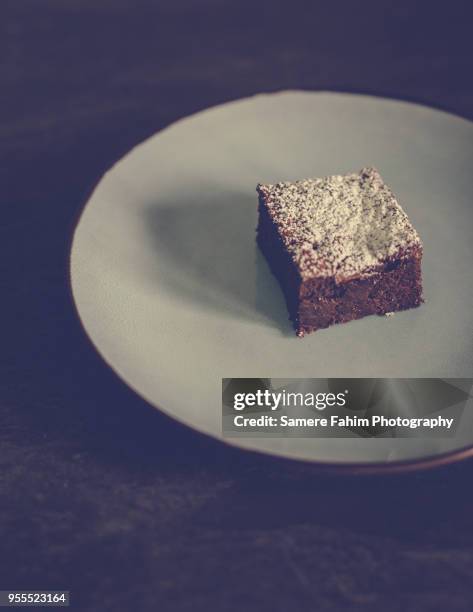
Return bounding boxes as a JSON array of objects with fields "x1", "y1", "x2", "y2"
[{"x1": 256, "y1": 167, "x2": 423, "y2": 337}]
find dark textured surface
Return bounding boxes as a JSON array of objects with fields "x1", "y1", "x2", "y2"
[{"x1": 2, "y1": 1, "x2": 473, "y2": 610}]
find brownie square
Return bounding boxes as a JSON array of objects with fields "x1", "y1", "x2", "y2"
[{"x1": 256, "y1": 167, "x2": 423, "y2": 337}]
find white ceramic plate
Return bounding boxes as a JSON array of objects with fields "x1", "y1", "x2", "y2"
[{"x1": 70, "y1": 91, "x2": 473, "y2": 471}]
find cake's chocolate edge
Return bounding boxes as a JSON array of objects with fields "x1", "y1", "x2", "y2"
[
  {"x1": 257, "y1": 189, "x2": 423, "y2": 337},
  {"x1": 257, "y1": 193, "x2": 302, "y2": 328},
  {"x1": 297, "y1": 251, "x2": 423, "y2": 336}
]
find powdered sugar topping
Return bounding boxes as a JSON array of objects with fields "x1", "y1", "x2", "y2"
[{"x1": 257, "y1": 167, "x2": 422, "y2": 281}]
